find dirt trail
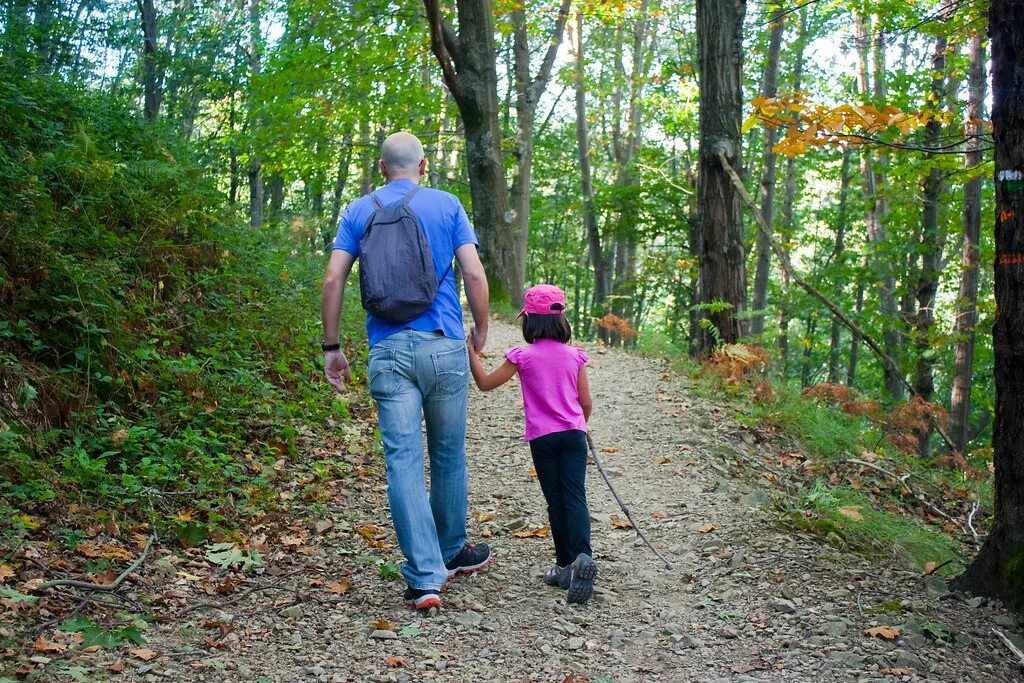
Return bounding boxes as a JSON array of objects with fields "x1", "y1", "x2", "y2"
[{"x1": 111, "y1": 320, "x2": 1022, "y2": 683}]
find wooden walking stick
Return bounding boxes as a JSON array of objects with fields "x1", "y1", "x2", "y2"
[{"x1": 586, "y1": 432, "x2": 673, "y2": 570}]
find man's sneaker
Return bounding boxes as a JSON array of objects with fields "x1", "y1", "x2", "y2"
[
  {"x1": 542, "y1": 564, "x2": 568, "y2": 587},
  {"x1": 566, "y1": 554, "x2": 597, "y2": 605},
  {"x1": 403, "y1": 586, "x2": 441, "y2": 610},
  {"x1": 445, "y1": 542, "x2": 492, "y2": 579}
]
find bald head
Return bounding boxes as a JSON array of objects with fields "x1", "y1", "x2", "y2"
[{"x1": 379, "y1": 132, "x2": 425, "y2": 179}]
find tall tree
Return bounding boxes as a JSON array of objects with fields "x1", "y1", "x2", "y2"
[
  {"x1": 423, "y1": 0, "x2": 513, "y2": 301},
  {"x1": 854, "y1": 11, "x2": 902, "y2": 400},
  {"x1": 952, "y1": 0, "x2": 1024, "y2": 610},
  {"x1": 949, "y1": 31, "x2": 986, "y2": 453},
  {"x1": 827, "y1": 149, "x2": 852, "y2": 383},
  {"x1": 750, "y1": 4, "x2": 785, "y2": 337},
  {"x1": 570, "y1": 12, "x2": 609, "y2": 341},
  {"x1": 137, "y1": 0, "x2": 161, "y2": 121},
  {"x1": 510, "y1": 0, "x2": 571, "y2": 292},
  {"x1": 695, "y1": 0, "x2": 747, "y2": 354},
  {"x1": 246, "y1": 0, "x2": 263, "y2": 228}
]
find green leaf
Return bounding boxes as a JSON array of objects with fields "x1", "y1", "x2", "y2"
[
  {"x1": 379, "y1": 561, "x2": 400, "y2": 580},
  {"x1": 205, "y1": 542, "x2": 263, "y2": 571},
  {"x1": 398, "y1": 625, "x2": 421, "y2": 638},
  {"x1": 0, "y1": 587, "x2": 38, "y2": 604},
  {"x1": 56, "y1": 665, "x2": 91, "y2": 682},
  {"x1": 922, "y1": 621, "x2": 952, "y2": 640}
]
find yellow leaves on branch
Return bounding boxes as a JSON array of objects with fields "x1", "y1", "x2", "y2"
[{"x1": 745, "y1": 92, "x2": 954, "y2": 157}]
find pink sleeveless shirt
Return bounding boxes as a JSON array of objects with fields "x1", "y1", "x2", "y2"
[{"x1": 505, "y1": 339, "x2": 589, "y2": 441}]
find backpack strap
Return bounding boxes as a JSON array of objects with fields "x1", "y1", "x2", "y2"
[
  {"x1": 369, "y1": 192, "x2": 383, "y2": 208},
  {"x1": 401, "y1": 185, "x2": 421, "y2": 206}
]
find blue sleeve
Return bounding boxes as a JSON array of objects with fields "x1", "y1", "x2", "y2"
[
  {"x1": 452, "y1": 201, "x2": 478, "y2": 250},
  {"x1": 333, "y1": 203, "x2": 361, "y2": 256}
]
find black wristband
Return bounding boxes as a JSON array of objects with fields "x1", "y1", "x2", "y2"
[{"x1": 321, "y1": 342, "x2": 341, "y2": 352}]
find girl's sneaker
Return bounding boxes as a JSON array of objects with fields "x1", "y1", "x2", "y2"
[
  {"x1": 542, "y1": 564, "x2": 568, "y2": 587},
  {"x1": 566, "y1": 554, "x2": 597, "y2": 605}
]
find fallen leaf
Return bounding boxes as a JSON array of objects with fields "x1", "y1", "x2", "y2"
[
  {"x1": 512, "y1": 526, "x2": 550, "y2": 538},
  {"x1": 93, "y1": 569, "x2": 118, "y2": 585},
  {"x1": 864, "y1": 626, "x2": 901, "y2": 640},
  {"x1": 654, "y1": 456, "x2": 672, "y2": 465},
  {"x1": 473, "y1": 510, "x2": 494, "y2": 523},
  {"x1": 279, "y1": 534, "x2": 305, "y2": 547},
  {"x1": 880, "y1": 668, "x2": 912, "y2": 676},
  {"x1": 108, "y1": 662, "x2": 126, "y2": 673},
  {"x1": 651, "y1": 511, "x2": 666, "y2": 519},
  {"x1": 699, "y1": 523, "x2": 716, "y2": 533},
  {"x1": 314, "y1": 520, "x2": 334, "y2": 534},
  {"x1": 600, "y1": 446, "x2": 620, "y2": 453},
  {"x1": 610, "y1": 515, "x2": 634, "y2": 530},
  {"x1": 129, "y1": 648, "x2": 159, "y2": 661},
  {"x1": 528, "y1": 467, "x2": 537, "y2": 477},
  {"x1": 0, "y1": 565, "x2": 14, "y2": 583},
  {"x1": 385, "y1": 657, "x2": 408, "y2": 667},
  {"x1": 838, "y1": 506, "x2": 864, "y2": 521},
  {"x1": 374, "y1": 619, "x2": 394, "y2": 631},
  {"x1": 923, "y1": 561, "x2": 937, "y2": 575},
  {"x1": 325, "y1": 578, "x2": 351, "y2": 595},
  {"x1": 32, "y1": 636, "x2": 65, "y2": 653}
]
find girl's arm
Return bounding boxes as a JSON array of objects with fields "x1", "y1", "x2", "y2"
[
  {"x1": 577, "y1": 365, "x2": 593, "y2": 421},
  {"x1": 467, "y1": 341, "x2": 518, "y2": 391}
]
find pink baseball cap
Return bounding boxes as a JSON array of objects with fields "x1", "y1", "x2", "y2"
[{"x1": 518, "y1": 284, "x2": 567, "y2": 317}]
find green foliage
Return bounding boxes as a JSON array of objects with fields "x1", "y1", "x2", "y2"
[
  {"x1": 792, "y1": 482, "x2": 965, "y2": 574},
  {"x1": 744, "y1": 383, "x2": 869, "y2": 460},
  {"x1": 58, "y1": 615, "x2": 147, "y2": 649},
  {"x1": 205, "y1": 542, "x2": 264, "y2": 572},
  {"x1": 0, "y1": 68, "x2": 365, "y2": 539}
]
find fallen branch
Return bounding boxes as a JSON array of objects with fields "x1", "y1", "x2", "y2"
[
  {"x1": 38, "y1": 534, "x2": 156, "y2": 593},
  {"x1": 718, "y1": 151, "x2": 958, "y2": 455},
  {"x1": 924, "y1": 558, "x2": 954, "y2": 576},
  {"x1": 993, "y1": 628, "x2": 1024, "y2": 668},
  {"x1": 966, "y1": 501, "x2": 980, "y2": 542}
]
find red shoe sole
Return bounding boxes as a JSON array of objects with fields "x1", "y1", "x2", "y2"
[{"x1": 405, "y1": 595, "x2": 441, "y2": 610}]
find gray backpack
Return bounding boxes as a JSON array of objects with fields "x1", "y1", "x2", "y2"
[{"x1": 358, "y1": 186, "x2": 451, "y2": 324}]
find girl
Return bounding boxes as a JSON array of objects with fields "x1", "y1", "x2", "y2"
[{"x1": 467, "y1": 284, "x2": 597, "y2": 604}]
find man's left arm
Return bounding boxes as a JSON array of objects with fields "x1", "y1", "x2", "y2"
[{"x1": 321, "y1": 248, "x2": 355, "y2": 393}]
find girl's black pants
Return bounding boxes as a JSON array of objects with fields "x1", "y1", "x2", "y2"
[{"x1": 528, "y1": 429, "x2": 593, "y2": 566}]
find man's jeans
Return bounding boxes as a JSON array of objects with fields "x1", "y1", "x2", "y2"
[{"x1": 368, "y1": 330, "x2": 469, "y2": 590}]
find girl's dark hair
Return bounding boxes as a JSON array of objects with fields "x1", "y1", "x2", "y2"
[{"x1": 522, "y1": 310, "x2": 571, "y2": 344}]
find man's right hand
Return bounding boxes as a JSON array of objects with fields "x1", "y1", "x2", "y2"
[
  {"x1": 324, "y1": 349, "x2": 351, "y2": 393},
  {"x1": 470, "y1": 324, "x2": 487, "y2": 354}
]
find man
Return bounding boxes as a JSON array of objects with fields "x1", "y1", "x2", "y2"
[{"x1": 320, "y1": 132, "x2": 491, "y2": 610}]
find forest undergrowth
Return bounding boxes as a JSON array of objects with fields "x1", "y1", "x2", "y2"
[{"x1": 642, "y1": 335, "x2": 990, "y2": 579}]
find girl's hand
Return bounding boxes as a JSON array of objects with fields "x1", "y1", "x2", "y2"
[{"x1": 466, "y1": 334, "x2": 478, "y2": 357}]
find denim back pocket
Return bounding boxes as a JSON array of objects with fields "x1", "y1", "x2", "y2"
[
  {"x1": 431, "y1": 345, "x2": 468, "y2": 396},
  {"x1": 368, "y1": 347, "x2": 399, "y2": 399}
]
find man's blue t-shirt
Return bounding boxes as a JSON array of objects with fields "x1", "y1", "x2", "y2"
[{"x1": 333, "y1": 179, "x2": 478, "y2": 346}]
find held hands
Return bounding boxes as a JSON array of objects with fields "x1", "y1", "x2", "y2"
[
  {"x1": 323, "y1": 349, "x2": 351, "y2": 393},
  {"x1": 469, "y1": 324, "x2": 487, "y2": 354}
]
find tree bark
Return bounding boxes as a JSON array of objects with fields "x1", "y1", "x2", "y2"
[
  {"x1": 828, "y1": 149, "x2": 852, "y2": 383},
  {"x1": 750, "y1": 5, "x2": 785, "y2": 337},
  {"x1": 952, "y1": 0, "x2": 1024, "y2": 610},
  {"x1": 949, "y1": 32, "x2": 986, "y2": 454},
  {"x1": 137, "y1": 0, "x2": 161, "y2": 121},
  {"x1": 913, "y1": 28, "x2": 952, "y2": 456},
  {"x1": 570, "y1": 12, "x2": 610, "y2": 342},
  {"x1": 695, "y1": 0, "x2": 747, "y2": 354}
]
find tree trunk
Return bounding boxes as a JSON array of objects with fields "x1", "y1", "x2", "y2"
[
  {"x1": 847, "y1": 264, "x2": 865, "y2": 385},
  {"x1": 228, "y1": 88, "x2": 239, "y2": 206},
  {"x1": 775, "y1": 6, "x2": 807, "y2": 368},
  {"x1": 913, "y1": 29, "x2": 952, "y2": 456},
  {"x1": 855, "y1": 12, "x2": 903, "y2": 400},
  {"x1": 328, "y1": 141, "x2": 352, "y2": 233},
  {"x1": 801, "y1": 316, "x2": 816, "y2": 388},
  {"x1": 509, "y1": 0, "x2": 572, "y2": 301},
  {"x1": 267, "y1": 173, "x2": 285, "y2": 218},
  {"x1": 137, "y1": 0, "x2": 161, "y2": 121},
  {"x1": 750, "y1": 5, "x2": 785, "y2": 337},
  {"x1": 571, "y1": 12, "x2": 610, "y2": 342},
  {"x1": 949, "y1": 32, "x2": 986, "y2": 454},
  {"x1": 695, "y1": 0, "x2": 747, "y2": 354},
  {"x1": 424, "y1": 0, "x2": 519, "y2": 303},
  {"x1": 952, "y1": 0, "x2": 1024, "y2": 610},
  {"x1": 828, "y1": 149, "x2": 852, "y2": 383},
  {"x1": 32, "y1": 0, "x2": 54, "y2": 67},
  {"x1": 246, "y1": 0, "x2": 263, "y2": 228}
]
